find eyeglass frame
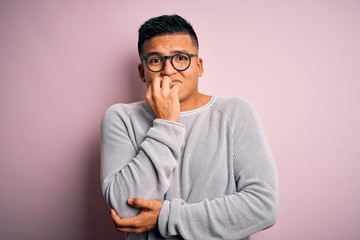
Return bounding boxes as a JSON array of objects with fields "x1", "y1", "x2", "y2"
[{"x1": 141, "y1": 52, "x2": 198, "y2": 72}]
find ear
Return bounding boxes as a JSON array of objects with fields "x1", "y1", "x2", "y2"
[
  {"x1": 138, "y1": 63, "x2": 146, "y2": 83},
  {"x1": 197, "y1": 57, "x2": 204, "y2": 77}
]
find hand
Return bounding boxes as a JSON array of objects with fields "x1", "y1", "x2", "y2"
[
  {"x1": 110, "y1": 198, "x2": 163, "y2": 233},
  {"x1": 145, "y1": 76, "x2": 182, "y2": 122}
]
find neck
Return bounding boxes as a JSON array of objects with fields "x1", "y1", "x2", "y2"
[{"x1": 180, "y1": 93, "x2": 212, "y2": 112}]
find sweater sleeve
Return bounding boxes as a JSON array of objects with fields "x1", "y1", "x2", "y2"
[
  {"x1": 100, "y1": 105, "x2": 185, "y2": 217},
  {"x1": 158, "y1": 101, "x2": 279, "y2": 239}
]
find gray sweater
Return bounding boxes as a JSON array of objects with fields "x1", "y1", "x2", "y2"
[{"x1": 101, "y1": 96, "x2": 278, "y2": 240}]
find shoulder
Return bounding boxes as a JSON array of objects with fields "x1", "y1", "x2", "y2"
[
  {"x1": 212, "y1": 97, "x2": 265, "y2": 138},
  {"x1": 211, "y1": 96, "x2": 257, "y2": 119},
  {"x1": 102, "y1": 101, "x2": 149, "y2": 123},
  {"x1": 104, "y1": 100, "x2": 148, "y2": 115}
]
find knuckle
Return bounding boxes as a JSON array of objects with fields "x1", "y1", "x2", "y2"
[
  {"x1": 133, "y1": 197, "x2": 142, "y2": 205},
  {"x1": 160, "y1": 91, "x2": 168, "y2": 98},
  {"x1": 151, "y1": 90, "x2": 159, "y2": 98}
]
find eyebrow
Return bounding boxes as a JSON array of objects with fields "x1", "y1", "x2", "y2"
[
  {"x1": 171, "y1": 50, "x2": 189, "y2": 54},
  {"x1": 145, "y1": 50, "x2": 189, "y2": 56}
]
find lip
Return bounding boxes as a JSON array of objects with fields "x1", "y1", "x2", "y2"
[{"x1": 171, "y1": 79, "x2": 182, "y2": 84}]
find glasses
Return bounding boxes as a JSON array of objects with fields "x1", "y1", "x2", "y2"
[{"x1": 142, "y1": 52, "x2": 198, "y2": 72}]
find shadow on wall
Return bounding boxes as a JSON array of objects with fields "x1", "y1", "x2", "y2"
[{"x1": 85, "y1": 55, "x2": 146, "y2": 240}]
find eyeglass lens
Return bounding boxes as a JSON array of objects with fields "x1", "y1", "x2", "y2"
[{"x1": 146, "y1": 53, "x2": 192, "y2": 72}]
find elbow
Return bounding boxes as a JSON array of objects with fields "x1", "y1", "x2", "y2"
[
  {"x1": 262, "y1": 177, "x2": 279, "y2": 228},
  {"x1": 250, "y1": 184, "x2": 279, "y2": 230},
  {"x1": 102, "y1": 178, "x2": 141, "y2": 218},
  {"x1": 265, "y1": 203, "x2": 278, "y2": 228},
  {"x1": 101, "y1": 181, "x2": 114, "y2": 209},
  {"x1": 261, "y1": 192, "x2": 279, "y2": 229},
  {"x1": 252, "y1": 200, "x2": 278, "y2": 233}
]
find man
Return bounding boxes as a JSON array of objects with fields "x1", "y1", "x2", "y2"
[{"x1": 101, "y1": 14, "x2": 278, "y2": 239}]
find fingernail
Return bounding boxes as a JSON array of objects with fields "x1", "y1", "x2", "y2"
[{"x1": 128, "y1": 197, "x2": 134, "y2": 204}]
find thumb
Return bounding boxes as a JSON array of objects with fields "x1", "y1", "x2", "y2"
[{"x1": 127, "y1": 197, "x2": 147, "y2": 209}]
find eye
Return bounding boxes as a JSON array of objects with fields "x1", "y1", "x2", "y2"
[
  {"x1": 175, "y1": 54, "x2": 189, "y2": 62},
  {"x1": 148, "y1": 55, "x2": 164, "y2": 65}
]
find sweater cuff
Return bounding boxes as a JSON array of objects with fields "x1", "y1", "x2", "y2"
[
  {"x1": 158, "y1": 200, "x2": 170, "y2": 238},
  {"x1": 158, "y1": 198, "x2": 184, "y2": 238}
]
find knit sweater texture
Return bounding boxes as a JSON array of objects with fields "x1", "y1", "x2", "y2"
[{"x1": 101, "y1": 96, "x2": 278, "y2": 240}]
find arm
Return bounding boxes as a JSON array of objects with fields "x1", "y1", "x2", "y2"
[
  {"x1": 101, "y1": 115, "x2": 184, "y2": 218},
  {"x1": 110, "y1": 198, "x2": 163, "y2": 233},
  {"x1": 157, "y1": 103, "x2": 279, "y2": 239},
  {"x1": 101, "y1": 77, "x2": 183, "y2": 218}
]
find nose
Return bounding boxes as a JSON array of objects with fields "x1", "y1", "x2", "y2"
[{"x1": 161, "y1": 58, "x2": 177, "y2": 76}]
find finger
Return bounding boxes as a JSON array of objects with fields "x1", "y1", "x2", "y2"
[
  {"x1": 110, "y1": 208, "x2": 134, "y2": 229},
  {"x1": 161, "y1": 76, "x2": 172, "y2": 90},
  {"x1": 128, "y1": 197, "x2": 149, "y2": 209},
  {"x1": 151, "y1": 77, "x2": 161, "y2": 92},
  {"x1": 114, "y1": 210, "x2": 155, "y2": 233},
  {"x1": 170, "y1": 82, "x2": 182, "y2": 95},
  {"x1": 110, "y1": 209, "x2": 122, "y2": 222},
  {"x1": 111, "y1": 213, "x2": 141, "y2": 228}
]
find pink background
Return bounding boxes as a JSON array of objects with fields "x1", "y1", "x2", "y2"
[{"x1": 1, "y1": 1, "x2": 359, "y2": 239}]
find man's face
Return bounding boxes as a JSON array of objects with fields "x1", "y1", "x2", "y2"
[{"x1": 138, "y1": 34, "x2": 203, "y2": 105}]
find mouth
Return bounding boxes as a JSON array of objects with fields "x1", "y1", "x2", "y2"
[{"x1": 170, "y1": 79, "x2": 182, "y2": 88}]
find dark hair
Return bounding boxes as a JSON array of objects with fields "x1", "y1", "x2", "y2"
[{"x1": 138, "y1": 14, "x2": 199, "y2": 56}]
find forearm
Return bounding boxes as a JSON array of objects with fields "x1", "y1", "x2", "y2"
[
  {"x1": 158, "y1": 182, "x2": 278, "y2": 239},
  {"x1": 101, "y1": 115, "x2": 185, "y2": 217},
  {"x1": 102, "y1": 151, "x2": 175, "y2": 217}
]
